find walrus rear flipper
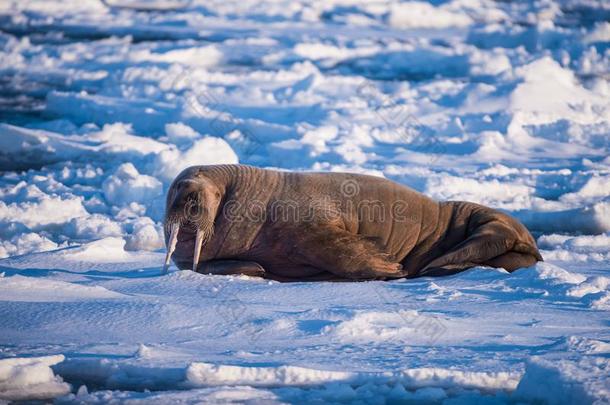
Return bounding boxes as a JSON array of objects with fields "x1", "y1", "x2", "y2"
[
  {"x1": 419, "y1": 222, "x2": 516, "y2": 277},
  {"x1": 484, "y1": 251, "x2": 539, "y2": 272},
  {"x1": 514, "y1": 241, "x2": 544, "y2": 262}
]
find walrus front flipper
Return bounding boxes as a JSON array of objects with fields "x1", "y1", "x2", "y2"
[
  {"x1": 197, "y1": 260, "x2": 266, "y2": 278},
  {"x1": 291, "y1": 223, "x2": 403, "y2": 280}
]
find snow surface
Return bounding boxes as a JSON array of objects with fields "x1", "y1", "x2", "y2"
[{"x1": 0, "y1": 0, "x2": 609, "y2": 403}]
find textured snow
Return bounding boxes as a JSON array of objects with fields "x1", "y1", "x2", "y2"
[
  {"x1": 0, "y1": 0, "x2": 609, "y2": 402},
  {"x1": 0, "y1": 274, "x2": 125, "y2": 302}
]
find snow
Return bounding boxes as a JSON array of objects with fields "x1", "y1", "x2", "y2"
[
  {"x1": 0, "y1": 275, "x2": 125, "y2": 302},
  {"x1": 0, "y1": 0, "x2": 609, "y2": 402}
]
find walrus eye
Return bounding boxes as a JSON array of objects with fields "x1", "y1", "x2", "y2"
[{"x1": 163, "y1": 222, "x2": 180, "y2": 274}]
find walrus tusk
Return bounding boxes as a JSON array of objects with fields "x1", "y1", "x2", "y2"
[
  {"x1": 163, "y1": 222, "x2": 179, "y2": 274},
  {"x1": 192, "y1": 228, "x2": 204, "y2": 272}
]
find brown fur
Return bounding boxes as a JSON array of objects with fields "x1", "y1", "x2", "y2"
[{"x1": 164, "y1": 164, "x2": 542, "y2": 281}]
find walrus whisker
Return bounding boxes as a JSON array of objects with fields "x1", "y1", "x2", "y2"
[
  {"x1": 163, "y1": 222, "x2": 180, "y2": 274},
  {"x1": 193, "y1": 228, "x2": 204, "y2": 272}
]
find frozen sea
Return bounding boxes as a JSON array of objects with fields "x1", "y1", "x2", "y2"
[{"x1": 0, "y1": 0, "x2": 609, "y2": 403}]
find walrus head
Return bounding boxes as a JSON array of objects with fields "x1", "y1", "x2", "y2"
[{"x1": 163, "y1": 175, "x2": 223, "y2": 273}]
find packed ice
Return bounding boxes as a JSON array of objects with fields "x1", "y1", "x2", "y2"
[{"x1": 0, "y1": 0, "x2": 609, "y2": 402}]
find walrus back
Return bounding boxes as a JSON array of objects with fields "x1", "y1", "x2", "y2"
[{"x1": 284, "y1": 171, "x2": 440, "y2": 263}]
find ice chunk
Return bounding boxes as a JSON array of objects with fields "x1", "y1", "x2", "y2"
[
  {"x1": 165, "y1": 122, "x2": 200, "y2": 145},
  {"x1": 153, "y1": 136, "x2": 238, "y2": 182},
  {"x1": 186, "y1": 363, "x2": 358, "y2": 387},
  {"x1": 0, "y1": 194, "x2": 88, "y2": 229},
  {"x1": 389, "y1": 2, "x2": 472, "y2": 29},
  {"x1": 0, "y1": 233, "x2": 58, "y2": 259},
  {"x1": 515, "y1": 356, "x2": 610, "y2": 405},
  {"x1": 124, "y1": 217, "x2": 164, "y2": 251},
  {"x1": 64, "y1": 214, "x2": 123, "y2": 239},
  {"x1": 102, "y1": 163, "x2": 163, "y2": 207},
  {"x1": 0, "y1": 355, "x2": 70, "y2": 401}
]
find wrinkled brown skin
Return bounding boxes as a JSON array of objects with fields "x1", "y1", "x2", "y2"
[{"x1": 164, "y1": 164, "x2": 543, "y2": 281}]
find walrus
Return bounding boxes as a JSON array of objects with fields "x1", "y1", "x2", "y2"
[{"x1": 163, "y1": 164, "x2": 542, "y2": 281}]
